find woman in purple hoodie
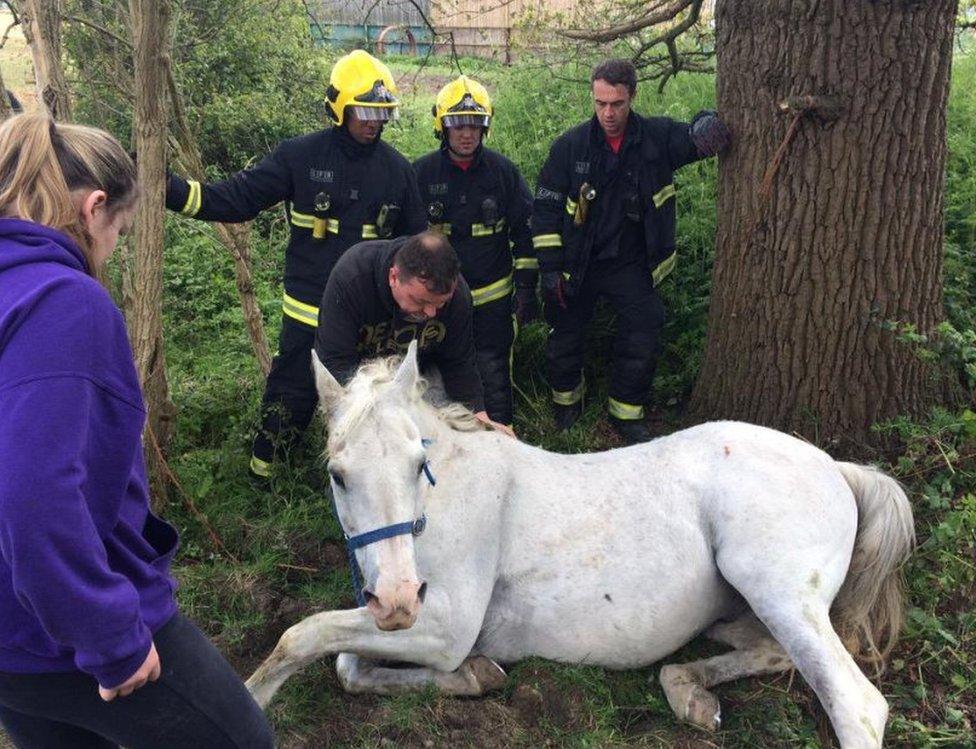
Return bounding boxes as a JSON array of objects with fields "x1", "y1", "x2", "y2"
[{"x1": 0, "y1": 115, "x2": 273, "y2": 747}]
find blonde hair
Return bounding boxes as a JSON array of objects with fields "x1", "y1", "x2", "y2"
[{"x1": 0, "y1": 114, "x2": 138, "y2": 271}]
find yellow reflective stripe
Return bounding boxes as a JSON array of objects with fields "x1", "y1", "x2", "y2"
[
  {"x1": 653, "y1": 183, "x2": 676, "y2": 208},
  {"x1": 181, "y1": 180, "x2": 202, "y2": 217},
  {"x1": 362, "y1": 224, "x2": 378, "y2": 239},
  {"x1": 533, "y1": 233, "x2": 562, "y2": 249},
  {"x1": 291, "y1": 209, "x2": 338, "y2": 234},
  {"x1": 565, "y1": 197, "x2": 577, "y2": 216},
  {"x1": 471, "y1": 218, "x2": 506, "y2": 237},
  {"x1": 514, "y1": 257, "x2": 539, "y2": 270},
  {"x1": 282, "y1": 292, "x2": 319, "y2": 327},
  {"x1": 290, "y1": 208, "x2": 315, "y2": 228},
  {"x1": 428, "y1": 222, "x2": 452, "y2": 236},
  {"x1": 471, "y1": 274, "x2": 513, "y2": 306},
  {"x1": 652, "y1": 252, "x2": 677, "y2": 286},
  {"x1": 552, "y1": 380, "x2": 584, "y2": 406},
  {"x1": 249, "y1": 455, "x2": 271, "y2": 477},
  {"x1": 608, "y1": 397, "x2": 644, "y2": 420}
]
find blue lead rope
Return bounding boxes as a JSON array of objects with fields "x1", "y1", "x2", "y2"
[{"x1": 337, "y1": 439, "x2": 436, "y2": 607}]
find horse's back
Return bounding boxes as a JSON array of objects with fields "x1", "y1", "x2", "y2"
[{"x1": 476, "y1": 421, "x2": 858, "y2": 668}]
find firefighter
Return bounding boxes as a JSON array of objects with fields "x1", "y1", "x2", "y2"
[
  {"x1": 314, "y1": 231, "x2": 514, "y2": 437},
  {"x1": 412, "y1": 76, "x2": 536, "y2": 427},
  {"x1": 531, "y1": 59, "x2": 731, "y2": 444},
  {"x1": 165, "y1": 50, "x2": 426, "y2": 479}
]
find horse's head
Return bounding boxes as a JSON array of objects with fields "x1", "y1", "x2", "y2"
[{"x1": 312, "y1": 341, "x2": 430, "y2": 631}]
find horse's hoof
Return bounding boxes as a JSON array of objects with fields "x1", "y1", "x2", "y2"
[
  {"x1": 683, "y1": 685, "x2": 721, "y2": 731},
  {"x1": 659, "y1": 665, "x2": 721, "y2": 732},
  {"x1": 465, "y1": 655, "x2": 507, "y2": 693}
]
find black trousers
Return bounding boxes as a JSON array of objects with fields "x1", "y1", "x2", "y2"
[
  {"x1": 0, "y1": 613, "x2": 273, "y2": 749},
  {"x1": 472, "y1": 295, "x2": 516, "y2": 425},
  {"x1": 544, "y1": 255, "x2": 665, "y2": 416},
  {"x1": 251, "y1": 317, "x2": 318, "y2": 471}
]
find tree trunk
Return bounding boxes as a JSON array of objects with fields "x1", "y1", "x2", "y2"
[
  {"x1": 0, "y1": 66, "x2": 11, "y2": 119},
  {"x1": 689, "y1": 0, "x2": 956, "y2": 443},
  {"x1": 20, "y1": 0, "x2": 72, "y2": 119},
  {"x1": 127, "y1": 0, "x2": 174, "y2": 508}
]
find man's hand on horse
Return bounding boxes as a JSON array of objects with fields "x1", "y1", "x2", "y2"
[
  {"x1": 98, "y1": 642, "x2": 161, "y2": 701},
  {"x1": 474, "y1": 410, "x2": 516, "y2": 439}
]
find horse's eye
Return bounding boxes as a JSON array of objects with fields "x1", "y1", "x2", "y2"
[
  {"x1": 416, "y1": 461, "x2": 425, "y2": 477},
  {"x1": 330, "y1": 471, "x2": 345, "y2": 490}
]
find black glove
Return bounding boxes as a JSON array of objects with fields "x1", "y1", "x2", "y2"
[
  {"x1": 513, "y1": 285, "x2": 540, "y2": 326},
  {"x1": 690, "y1": 111, "x2": 731, "y2": 157},
  {"x1": 541, "y1": 271, "x2": 569, "y2": 309}
]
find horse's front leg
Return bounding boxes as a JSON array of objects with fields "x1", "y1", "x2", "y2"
[{"x1": 245, "y1": 601, "x2": 467, "y2": 708}]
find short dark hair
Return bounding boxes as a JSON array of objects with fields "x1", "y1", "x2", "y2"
[
  {"x1": 590, "y1": 59, "x2": 637, "y2": 97},
  {"x1": 393, "y1": 231, "x2": 460, "y2": 295}
]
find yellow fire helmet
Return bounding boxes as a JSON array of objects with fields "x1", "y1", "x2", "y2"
[
  {"x1": 325, "y1": 49, "x2": 399, "y2": 127},
  {"x1": 432, "y1": 75, "x2": 492, "y2": 138}
]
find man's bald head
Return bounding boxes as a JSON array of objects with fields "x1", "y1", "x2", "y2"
[{"x1": 393, "y1": 231, "x2": 460, "y2": 295}]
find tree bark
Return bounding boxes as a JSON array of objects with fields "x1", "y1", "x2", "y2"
[
  {"x1": 20, "y1": 0, "x2": 71, "y2": 119},
  {"x1": 127, "y1": 0, "x2": 174, "y2": 508},
  {"x1": 0, "y1": 65, "x2": 11, "y2": 119},
  {"x1": 689, "y1": 0, "x2": 956, "y2": 443}
]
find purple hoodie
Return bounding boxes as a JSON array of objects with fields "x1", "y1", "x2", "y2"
[{"x1": 0, "y1": 218, "x2": 178, "y2": 688}]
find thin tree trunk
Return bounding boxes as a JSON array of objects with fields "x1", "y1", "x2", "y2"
[
  {"x1": 0, "y1": 66, "x2": 11, "y2": 119},
  {"x1": 20, "y1": 0, "x2": 71, "y2": 119},
  {"x1": 689, "y1": 0, "x2": 956, "y2": 444},
  {"x1": 128, "y1": 0, "x2": 173, "y2": 508},
  {"x1": 164, "y1": 60, "x2": 272, "y2": 376}
]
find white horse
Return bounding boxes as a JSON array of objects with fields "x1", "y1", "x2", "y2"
[{"x1": 246, "y1": 342, "x2": 915, "y2": 749}]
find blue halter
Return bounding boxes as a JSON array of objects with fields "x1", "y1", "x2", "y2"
[{"x1": 337, "y1": 439, "x2": 436, "y2": 607}]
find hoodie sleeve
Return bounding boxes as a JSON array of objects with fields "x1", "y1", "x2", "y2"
[
  {"x1": 314, "y1": 275, "x2": 364, "y2": 386},
  {"x1": 0, "y1": 376, "x2": 152, "y2": 689}
]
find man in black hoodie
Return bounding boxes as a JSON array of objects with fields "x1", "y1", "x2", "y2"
[
  {"x1": 165, "y1": 50, "x2": 425, "y2": 478},
  {"x1": 314, "y1": 231, "x2": 512, "y2": 437}
]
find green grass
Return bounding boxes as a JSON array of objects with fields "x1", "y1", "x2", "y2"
[{"x1": 140, "y1": 46, "x2": 976, "y2": 748}]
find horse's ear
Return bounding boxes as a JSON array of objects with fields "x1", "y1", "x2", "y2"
[
  {"x1": 311, "y1": 350, "x2": 344, "y2": 414},
  {"x1": 392, "y1": 340, "x2": 420, "y2": 398}
]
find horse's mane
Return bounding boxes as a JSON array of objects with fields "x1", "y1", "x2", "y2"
[{"x1": 327, "y1": 354, "x2": 484, "y2": 450}]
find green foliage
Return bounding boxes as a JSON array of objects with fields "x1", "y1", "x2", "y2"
[
  {"x1": 873, "y1": 408, "x2": 976, "y2": 747},
  {"x1": 63, "y1": 0, "x2": 325, "y2": 170}
]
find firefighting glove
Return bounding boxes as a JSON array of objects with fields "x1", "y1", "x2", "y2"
[
  {"x1": 513, "y1": 285, "x2": 540, "y2": 326},
  {"x1": 541, "y1": 271, "x2": 569, "y2": 309},
  {"x1": 690, "y1": 111, "x2": 732, "y2": 157}
]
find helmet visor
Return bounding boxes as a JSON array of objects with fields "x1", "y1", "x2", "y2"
[
  {"x1": 442, "y1": 113, "x2": 490, "y2": 129},
  {"x1": 350, "y1": 105, "x2": 399, "y2": 122}
]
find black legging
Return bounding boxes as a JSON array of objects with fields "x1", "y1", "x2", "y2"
[{"x1": 0, "y1": 613, "x2": 273, "y2": 749}]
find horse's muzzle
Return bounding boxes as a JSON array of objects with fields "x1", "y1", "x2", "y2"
[{"x1": 364, "y1": 580, "x2": 427, "y2": 631}]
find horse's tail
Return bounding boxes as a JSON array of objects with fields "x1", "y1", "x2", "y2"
[{"x1": 832, "y1": 462, "x2": 916, "y2": 676}]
